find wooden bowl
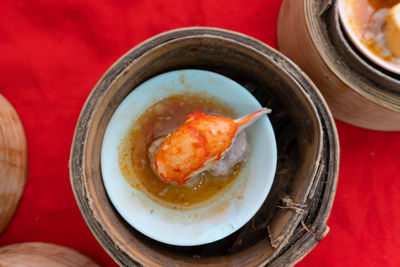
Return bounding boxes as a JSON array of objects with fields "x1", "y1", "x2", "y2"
[
  {"x1": 70, "y1": 27, "x2": 339, "y2": 266},
  {"x1": 0, "y1": 242, "x2": 99, "y2": 266},
  {"x1": 0, "y1": 94, "x2": 27, "y2": 234},
  {"x1": 278, "y1": 0, "x2": 400, "y2": 131}
]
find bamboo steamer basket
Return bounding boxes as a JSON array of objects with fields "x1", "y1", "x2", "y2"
[
  {"x1": 278, "y1": 0, "x2": 400, "y2": 131},
  {"x1": 0, "y1": 95, "x2": 27, "y2": 234},
  {"x1": 0, "y1": 242, "x2": 99, "y2": 266},
  {"x1": 69, "y1": 27, "x2": 339, "y2": 266}
]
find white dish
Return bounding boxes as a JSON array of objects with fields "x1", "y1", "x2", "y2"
[
  {"x1": 338, "y1": 0, "x2": 400, "y2": 75},
  {"x1": 101, "y1": 69, "x2": 277, "y2": 246}
]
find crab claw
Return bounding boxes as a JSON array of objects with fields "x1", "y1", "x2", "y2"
[{"x1": 154, "y1": 108, "x2": 271, "y2": 185}]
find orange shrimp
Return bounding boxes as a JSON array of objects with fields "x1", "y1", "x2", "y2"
[{"x1": 154, "y1": 108, "x2": 269, "y2": 185}]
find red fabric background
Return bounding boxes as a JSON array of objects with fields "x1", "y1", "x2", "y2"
[{"x1": 0, "y1": 0, "x2": 399, "y2": 266}]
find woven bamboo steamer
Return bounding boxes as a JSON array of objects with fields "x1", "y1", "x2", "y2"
[
  {"x1": 277, "y1": 0, "x2": 400, "y2": 131},
  {"x1": 0, "y1": 94, "x2": 27, "y2": 234},
  {"x1": 0, "y1": 242, "x2": 99, "y2": 266},
  {"x1": 69, "y1": 27, "x2": 339, "y2": 266}
]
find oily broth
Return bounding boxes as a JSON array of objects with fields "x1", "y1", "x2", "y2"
[
  {"x1": 118, "y1": 94, "x2": 242, "y2": 209},
  {"x1": 368, "y1": 0, "x2": 399, "y2": 9}
]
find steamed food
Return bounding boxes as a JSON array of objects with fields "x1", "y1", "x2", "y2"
[
  {"x1": 207, "y1": 131, "x2": 249, "y2": 177},
  {"x1": 118, "y1": 94, "x2": 270, "y2": 208},
  {"x1": 148, "y1": 131, "x2": 249, "y2": 186},
  {"x1": 153, "y1": 109, "x2": 268, "y2": 185},
  {"x1": 386, "y1": 3, "x2": 400, "y2": 57},
  {"x1": 343, "y1": 0, "x2": 400, "y2": 65}
]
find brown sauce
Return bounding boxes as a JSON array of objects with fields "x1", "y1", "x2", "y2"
[
  {"x1": 118, "y1": 94, "x2": 242, "y2": 209},
  {"x1": 368, "y1": 0, "x2": 399, "y2": 9}
]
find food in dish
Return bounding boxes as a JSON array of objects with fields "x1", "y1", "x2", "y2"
[
  {"x1": 101, "y1": 69, "x2": 277, "y2": 246},
  {"x1": 385, "y1": 3, "x2": 400, "y2": 57},
  {"x1": 118, "y1": 94, "x2": 269, "y2": 208},
  {"x1": 152, "y1": 109, "x2": 269, "y2": 185},
  {"x1": 149, "y1": 131, "x2": 249, "y2": 185},
  {"x1": 339, "y1": 0, "x2": 400, "y2": 70}
]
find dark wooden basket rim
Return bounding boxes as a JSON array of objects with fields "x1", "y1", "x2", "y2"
[{"x1": 69, "y1": 27, "x2": 339, "y2": 267}]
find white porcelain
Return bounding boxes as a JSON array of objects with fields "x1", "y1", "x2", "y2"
[
  {"x1": 101, "y1": 69, "x2": 277, "y2": 246},
  {"x1": 338, "y1": 0, "x2": 400, "y2": 75}
]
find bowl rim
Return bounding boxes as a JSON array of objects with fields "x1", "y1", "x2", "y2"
[
  {"x1": 100, "y1": 69, "x2": 277, "y2": 246},
  {"x1": 337, "y1": 0, "x2": 400, "y2": 75}
]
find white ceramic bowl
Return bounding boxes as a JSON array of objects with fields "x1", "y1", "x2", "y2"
[
  {"x1": 338, "y1": 0, "x2": 400, "y2": 75},
  {"x1": 101, "y1": 69, "x2": 277, "y2": 246}
]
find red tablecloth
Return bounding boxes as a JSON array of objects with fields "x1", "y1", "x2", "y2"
[{"x1": 1, "y1": 1, "x2": 399, "y2": 266}]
